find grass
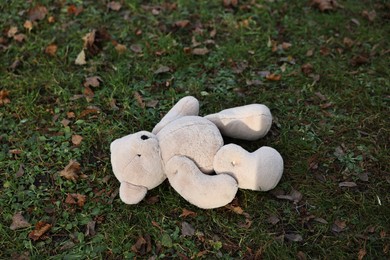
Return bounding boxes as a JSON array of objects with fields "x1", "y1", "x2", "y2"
[{"x1": 1, "y1": 0, "x2": 389, "y2": 258}]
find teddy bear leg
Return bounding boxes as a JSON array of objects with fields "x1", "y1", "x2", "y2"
[
  {"x1": 204, "y1": 104, "x2": 272, "y2": 140},
  {"x1": 213, "y1": 144, "x2": 283, "y2": 191},
  {"x1": 165, "y1": 155, "x2": 238, "y2": 209},
  {"x1": 119, "y1": 182, "x2": 148, "y2": 204},
  {"x1": 152, "y1": 96, "x2": 199, "y2": 134}
]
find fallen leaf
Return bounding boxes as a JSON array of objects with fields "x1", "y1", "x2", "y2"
[
  {"x1": 16, "y1": 164, "x2": 24, "y2": 177},
  {"x1": 61, "y1": 118, "x2": 70, "y2": 127},
  {"x1": 358, "y1": 172, "x2": 369, "y2": 182},
  {"x1": 276, "y1": 188, "x2": 302, "y2": 203},
  {"x1": 75, "y1": 49, "x2": 87, "y2": 65},
  {"x1": 10, "y1": 212, "x2": 31, "y2": 230},
  {"x1": 115, "y1": 43, "x2": 127, "y2": 54},
  {"x1": 297, "y1": 251, "x2": 307, "y2": 260},
  {"x1": 67, "y1": 5, "x2": 83, "y2": 16},
  {"x1": 266, "y1": 73, "x2": 281, "y2": 81},
  {"x1": 180, "y1": 209, "x2": 197, "y2": 218},
  {"x1": 362, "y1": 10, "x2": 376, "y2": 22},
  {"x1": 28, "y1": 5, "x2": 48, "y2": 21},
  {"x1": 210, "y1": 29, "x2": 217, "y2": 38},
  {"x1": 174, "y1": 20, "x2": 190, "y2": 28},
  {"x1": 314, "y1": 217, "x2": 328, "y2": 224},
  {"x1": 65, "y1": 193, "x2": 87, "y2": 207},
  {"x1": 343, "y1": 37, "x2": 354, "y2": 48},
  {"x1": 13, "y1": 34, "x2": 27, "y2": 42},
  {"x1": 84, "y1": 76, "x2": 102, "y2": 88},
  {"x1": 192, "y1": 47, "x2": 209, "y2": 55},
  {"x1": 311, "y1": 0, "x2": 339, "y2": 12},
  {"x1": 109, "y1": 98, "x2": 119, "y2": 110},
  {"x1": 78, "y1": 106, "x2": 101, "y2": 118},
  {"x1": 47, "y1": 16, "x2": 55, "y2": 23},
  {"x1": 332, "y1": 219, "x2": 347, "y2": 233},
  {"x1": 59, "y1": 160, "x2": 81, "y2": 181},
  {"x1": 226, "y1": 205, "x2": 244, "y2": 214},
  {"x1": 28, "y1": 221, "x2": 52, "y2": 241},
  {"x1": 154, "y1": 65, "x2": 170, "y2": 74},
  {"x1": 0, "y1": 89, "x2": 11, "y2": 105},
  {"x1": 130, "y1": 44, "x2": 142, "y2": 53},
  {"x1": 145, "y1": 195, "x2": 159, "y2": 205},
  {"x1": 339, "y1": 181, "x2": 357, "y2": 187},
  {"x1": 320, "y1": 46, "x2": 330, "y2": 56},
  {"x1": 306, "y1": 49, "x2": 314, "y2": 56},
  {"x1": 223, "y1": 0, "x2": 239, "y2": 8},
  {"x1": 7, "y1": 26, "x2": 18, "y2": 38},
  {"x1": 281, "y1": 42, "x2": 292, "y2": 50},
  {"x1": 351, "y1": 55, "x2": 369, "y2": 66},
  {"x1": 285, "y1": 233, "x2": 303, "y2": 242},
  {"x1": 267, "y1": 215, "x2": 280, "y2": 225},
  {"x1": 107, "y1": 1, "x2": 122, "y2": 11},
  {"x1": 131, "y1": 235, "x2": 152, "y2": 255},
  {"x1": 134, "y1": 91, "x2": 145, "y2": 108},
  {"x1": 85, "y1": 220, "x2": 96, "y2": 236},
  {"x1": 71, "y1": 135, "x2": 83, "y2": 146},
  {"x1": 45, "y1": 44, "x2": 58, "y2": 56},
  {"x1": 11, "y1": 252, "x2": 30, "y2": 260},
  {"x1": 84, "y1": 86, "x2": 94, "y2": 101},
  {"x1": 181, "y1": 221, "x2": 195, "y2": 236},
  {"x1": 358, "y1": 248, "x2": 366, "y2": 260},
  {"x1": 301, "y1": 63, "x2": 314, "y2": 75},
  {"x1": 140, "y1": 98, "x2": 156, "y2": 108},
  {"x1": 24, "y1": 20, "x2": 33, "y2": 32}
]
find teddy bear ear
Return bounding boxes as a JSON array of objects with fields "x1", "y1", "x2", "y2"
[{"x1": 152, "y1": 96, "x2": 199, "y2": 134}]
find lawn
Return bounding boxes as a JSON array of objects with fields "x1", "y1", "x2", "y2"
[{"x1": 1, "y1": 0, "x2": 389, "y2": 258}]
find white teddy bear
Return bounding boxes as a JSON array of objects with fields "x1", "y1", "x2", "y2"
[{"x1": 110, "y1": 96, "x2": 283, "y2": 209}]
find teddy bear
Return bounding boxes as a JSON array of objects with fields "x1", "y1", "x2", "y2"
[{"x1": 110, "y1": 96, "x2": 283, "y2": 209}]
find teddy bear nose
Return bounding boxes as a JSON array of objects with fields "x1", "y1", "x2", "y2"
[{"x1": 141, "y1": 135, "x2": 149, "y2": 140}]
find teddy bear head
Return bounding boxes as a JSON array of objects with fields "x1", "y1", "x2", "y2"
[{"x1": 110, "y1": 131, "x2": 166, "y2": 190}]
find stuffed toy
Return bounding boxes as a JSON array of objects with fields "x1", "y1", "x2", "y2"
[{"x1": 110, "y1": 96, "x2": 283, "y2": 209}]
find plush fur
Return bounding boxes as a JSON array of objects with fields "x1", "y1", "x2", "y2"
[{"x1": 110, "y1": 96, "x2": 283, "y2": 209}]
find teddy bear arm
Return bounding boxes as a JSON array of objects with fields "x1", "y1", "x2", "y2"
[
  {"x1": 152, "y1": 96, "x2": 199, "y2": 134},
  {"x1": 205, "y1": 104, "x2": 272, "y2": 140},
  {"x1": 165, "y1": 155, "x2": 238, "y2": 209},
  {"x1": 119, "y1": 181, "x2": 148, "y2": 204}
]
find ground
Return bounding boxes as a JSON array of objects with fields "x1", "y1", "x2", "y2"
[{"x1": 0, "y1": 0, "x2": 389, "y2": 259}]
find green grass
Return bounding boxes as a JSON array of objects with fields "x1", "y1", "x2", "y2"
[{"x1": 1, "y1": 0, "x2": 389, "y2": 258}]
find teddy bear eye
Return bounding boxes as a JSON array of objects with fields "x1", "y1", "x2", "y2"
[
  {"x1": 137, "y1": 154, "x2": 141, "y2": 157},
  {"x1": 140, "y1": 135, "x2": 149, "y2": 140}
]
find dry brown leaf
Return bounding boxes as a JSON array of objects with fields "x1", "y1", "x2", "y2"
[
  {"x1": 174, "y1": 20, "x2": 190, "y2": 28},
  {"x1": 281, "y1": 42, "x2": 292, "y2": 50},
  {"x1": 84, "y1": 86, "x2": 94, "y2": 101},
  {"x1": 362, "y1": 10, "x2": 376, "y2": 22},
  {"x1": 60, "y1": 160, "x2": 81, "y2": 181},
  {"x1": 267, "y1": 215, "x2": 280, "y2": 225},
  {"x1": 67, "y1": 112, "x2": 76, "y2": 119},
  {"x1": 181, "y1": 221, "x2": 195, "y2": 236},
  {"x1": 339, "y1": 181, "x2": 357, "y2": 187},
  {"x1": 65, "y1": 193, "x2": 76, "y2": 204},
  {"x1": 223, "y1": 0, "x2": 239, "y2": 8},
  {"x1": 109, "y1": 98, "x2": 119, "y2": 110},
  {"x1": 180, "y1": 209, "x2": 197, "y2": 218},
  {"x1": 134, "y1": 91, "x2": 145, "y2": 108},
  {"x1": 332, "y1": 219, "x2": 347, "y2": 233},
  {"x1": 67, "y1": 5, "x2": 83, "y2": 16},
  {"x1": 306, "y1": 49, "x2": 314, "y2": 56},
  {"x1": 65, "y1": 193, "x2": 87, "y2": 207},
  {"x1": 192, "y1": 47, "x2": 209, "y2": 55},
  {"x1": 61, "y1": 118, "x2": 70, "y2": 127},
  {"x1": 285, "y1": 233, "x2": 303, "y2": 242},
  {"x1": 71, "y1": 135, "x2": 83, "y2": 146},
  {"x1": 311, "y1": 0, "x2": 339, "y2": 12},
  {"x1": 130, "y1": 44, "x2": 142, "y2": 53},
  {"x1": 266, "y1": 73, "x2": 281, "y2": 81},
  {"x1": 343, "y1": 37, "x2": 354, "y2": 48},
  {"x1": 226, "y1": 205, "x2": 244, "y2": 214},
  {"x1": 10, "y1": 212, "x2": 31, "y2": 230},
  {"x1": 16, "y1": 164, "x2": 25, "y2": 177},
  {"x1": 351, "y1": 55, "x2": 370, "y2": 66},
  {"x1": 145, "y1": 195, "x2": 159, "y2": 205},
  {"x1": 115, "y1": 43, "x2": 127, "y2": 54},
  {"x1": 85, "y1": 220, "x2": 96, "y2": 236},
  {"x1": 7, "y1": 26, "x2": 18, "y2": 38},
  {"x1": 301, "y1": 63, "x2": 314, "y2": 75},
  {"x1": 84, "y1": 76, "x2": 102, "y2": 88},
  {"x1": 28, "y1": 5, "x2": 48, "y2": 21},
  {"x1": 145, "y1": 100, "x2": 159, "y2": 108},
  {"x1": 154, "y1": 65, "x2": 170, "y2": 74},
  {"x1": 0, "y1": 89, "x2": 11, "y2": 106},
  {"x1": 210, "y1": 29, "x2": 217, "y2": 38},
  {"x1": 45, "y1": 44, "x2": 58, "y2": 56},
  {"x1": 75, "y1": 49, "x2": 87, "y2": 65},
  {"x1": 28, "y1": 221, "x2": 52, "y2": 241},
  {"x1": 78, "y1": 106, "x2": 101, "y2": 118},
  {"x1": 13, "y1": 34, "x2": 27, "y2": 42},
  {"x1": 24, "y1": 20, "x2": 33, "y2": 32},
  {"x1": 107, "y1": 1, "x2": 122, "y2": 11},
  {"x1": 131, "y1": 235, "x2": 152, "y2": 255},
  {"x1": 358, "y1": 248, "x2": 367, "y2": 260},
  {"x1": 47, "y1": 16, "x2": 55, "y2": 23}
]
